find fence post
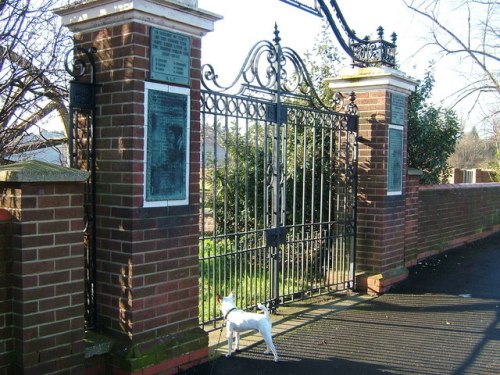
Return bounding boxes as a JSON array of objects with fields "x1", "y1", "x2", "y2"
[
  {"x1": 328, "y1": 66, "x2": 417, "y2": 294},
  {"x1": 56, "y1": 1, "x2": 221, "y2": 373}
]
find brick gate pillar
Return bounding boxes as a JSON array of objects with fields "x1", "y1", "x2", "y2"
[
  {"x1": 328, "y1": 67, "x2": 417, "y2": 294},
  {"x1": 56, "y1": 1, "x2": 221, "y2": 373}
]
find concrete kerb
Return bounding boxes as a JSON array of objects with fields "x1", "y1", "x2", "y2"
[{"x1": 207, "y1": 293, "x2": 375, "y2": 359}]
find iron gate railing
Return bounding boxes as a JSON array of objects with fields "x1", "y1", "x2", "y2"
[
  {"x1": 199, "y1": 27, "x2": 358, "y2": 329},
  {"x1": 65, "y1": 47, "x2": 98, "y2": 329}
]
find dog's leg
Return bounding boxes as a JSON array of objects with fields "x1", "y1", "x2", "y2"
[
  {"x1": 226, "y1": 330, "x2": 233, "y2": 358},
  {"x1": 262, "y1": 332, "x2": 278, "y2": 362},
  {"x1": 235, "y1": 331, "x2": 241, "y2": 352}
]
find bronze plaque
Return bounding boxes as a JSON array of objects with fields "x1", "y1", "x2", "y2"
[
  {"x1": 390, "y1": 93, "x2": 406, "y2": 126},
  {"x1": 388, "y1": 127, "x2": 403, "y2": 194},
  {"x1": 150, "y1": 28, "x2": 190, "y2": 85},
  {"x1": 145, "y1": 85, "x2": 189, "y2": 204}
]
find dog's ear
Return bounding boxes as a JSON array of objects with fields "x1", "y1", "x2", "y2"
[{"x1": 216, "y1": 293, "x2": 222, "y2": 303}]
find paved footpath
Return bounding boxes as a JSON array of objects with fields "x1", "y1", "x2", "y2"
[{"x1": 182, "y1": 232, "x2": 500, "y2": 375}]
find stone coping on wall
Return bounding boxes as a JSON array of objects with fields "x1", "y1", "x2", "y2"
[
  {"x1": 407, "y1": 168, "x2": 423, "y2": 176},
  {"x1": 419, "y1": 182, "x2": 500, "y2": 190},
  {"x1": 0, "y1": 160, "x2": 89, "y2": 183}
]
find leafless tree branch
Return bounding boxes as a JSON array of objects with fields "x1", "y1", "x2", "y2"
[
  {"x1": 0, "y1": 0, "x2": 71, "y2": 161},
  {"x1": 404, "y1": 0, "x2": 499, "y2": 131}
]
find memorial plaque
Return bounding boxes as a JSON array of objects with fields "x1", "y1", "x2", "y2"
[
  {"x1": 387, "y1": 127, "x2": 403, "y2": 194},
  {"x1": 150, "y1": 28, "x2": 190, "y2": 85},
  {"x1": 390, "y1": 93, "x2": 406, "y2": 126},
  {"x1": 145, "y1": 84, "x2": 190, "y2": 206}
]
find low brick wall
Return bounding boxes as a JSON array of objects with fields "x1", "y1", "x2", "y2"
[
  {"x1": 0, "y1": 161, "x2": 89, "y2": 373},
  {"x1": 0, "y1": 209, "x2": 12, "y2": 372},
  {"x1": 410, "y1": 183, "x2": 500, "y2": 265}
]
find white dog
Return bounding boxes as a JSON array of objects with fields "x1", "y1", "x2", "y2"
[{"x1": 217, "y1": 293, "x2": 279, "y2": 362}]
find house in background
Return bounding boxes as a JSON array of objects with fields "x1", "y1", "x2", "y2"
[
  {"x1": 5, "y1": 130, "x2": 68, "y2": 166},
  {"x1": 449, "y1": 167, "x2": 496, "y2": 183}
]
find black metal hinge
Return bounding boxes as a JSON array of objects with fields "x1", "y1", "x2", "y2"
[
  {"x1": 265, "y1": 227, "x2": 287, "y2": 247},
  {"x1": 266, "y1": 104, "x2": 288, "y2": 124}
]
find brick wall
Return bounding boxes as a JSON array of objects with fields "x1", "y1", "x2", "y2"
[
  {"x1": 409, "y1": 183, "x2": 500, "y2": 264},
  {"x1": 403, "y1": 171, "x2": 421, "y2": 266},
  {"x1": 0, "y1": 209, "x2": 12, "y2": 373},
  {"x1": 0, "y1": 175, "x2": 86, "y2": 374}
]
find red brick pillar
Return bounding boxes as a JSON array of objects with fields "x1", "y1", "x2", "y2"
[
  {"x1": 56, "y1": 1, "x2": 221, "y2": 373},
  {"x1": 328, "y1": 67, "x2": 417, "y2": 294},
  {"x1": 0, "y1": 160, "x2": 88, "y2": 374}
]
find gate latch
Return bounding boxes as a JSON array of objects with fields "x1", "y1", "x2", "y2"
[{"x1": 265, "y1": 227, "x2": 287, "y2": 247}]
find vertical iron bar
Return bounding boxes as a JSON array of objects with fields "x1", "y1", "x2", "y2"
[
  {"x1": 350, "y1": 125, "x2": 359, "y2": 289},
  {"x1": 234, "y1": 115, "x2": 240, "y2": 298},
  {"x1": 223, "y1": 109, "x2": 229, "y2": 294},
  {"x1": 270, "y1": 28, "x2": 282, "y2": 311},
  {"x1": 200, "y1": 108, "x2": 206, "y2": 327},
  {"x1": 301, "y1": 118, "x2": 307, "y2": 293},
  {"x1": 263, "y1": 117, "x2": 269, "y2": 304},
  {"x1": 292, "y1": 111, "x2": 299, "y2": 298},
  {"x1": 278, "y1": 111, "x2": 289, "y2": 296},
  {"x1": 244, "y1": 115, "x2": 249, "y2": 307},
  {"x1": 212, "y1": 108, "x2": 218, "y2": 326}
]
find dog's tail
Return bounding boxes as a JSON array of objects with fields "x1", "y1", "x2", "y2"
[{"x1": 257, "y1": 303, "x2": 270, "y2": 320}]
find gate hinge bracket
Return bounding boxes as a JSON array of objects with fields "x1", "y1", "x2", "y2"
[
  {"x1": 265, "y1": 227, "x2": 287, "y2": 247},
  {"x1": 347, "y1": 114, "x2": 358, "y2": 132},
  {"x1": 266, "y1": 104, "x2": 288, "y2": 124}
]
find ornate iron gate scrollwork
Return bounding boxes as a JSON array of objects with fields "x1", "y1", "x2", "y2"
[
  {"x1": 64, "y1": 47, "x2": 98, "y2": 329},
  {"x1": 199, "y1": 27, "x2": 358, "y2": 329}
]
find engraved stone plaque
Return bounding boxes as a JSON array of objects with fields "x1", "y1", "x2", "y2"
[
  {"x1": 388, "y1": 127, "x2": 403, "y2": 194},
  {"x1": 390, "y1": 93, "x2": 406, "y2": 126},
  {"x1": 145, "y1": 84, "x2": 190, "y2": 206},
  {"x1": 150, "y1": 28, "x2": 190, "y2": 85}
]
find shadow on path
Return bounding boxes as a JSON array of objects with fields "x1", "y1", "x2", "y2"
[{"x1": 181, "y1": 233, "x2": 500, "y2": 374}]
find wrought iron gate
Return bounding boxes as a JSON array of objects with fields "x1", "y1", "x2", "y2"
[{"x1": 199, "y1": 28, "x2": 358, "y2": 329}]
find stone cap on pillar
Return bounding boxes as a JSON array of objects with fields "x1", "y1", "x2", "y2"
[
  {"x1": 0, "y1": 160, "x2": 90, "y2": 183},
  {"x1": 327, "y1": 66, "x2": 417, "y2": 95},
  {"x1": 55, "y1": 0, "x2": 223, "y2": 36},
  {"x1": 408, "y1": 168, "x2": 423, "y2": 176}
]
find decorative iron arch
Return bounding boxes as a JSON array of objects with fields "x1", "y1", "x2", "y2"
[
  {"x1": 201, "y1": 25, "x2": 356, "y2": 115},
  {"x1": 280, "y1": 0, "x2": 397, "y2": 67}
]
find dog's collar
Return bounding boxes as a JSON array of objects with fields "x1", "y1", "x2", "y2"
[{"x1": 223, "y1": 307, "x2": 237, "y2": 322}]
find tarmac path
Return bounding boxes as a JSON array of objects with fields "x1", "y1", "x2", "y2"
[{"x1": 182, "y1": 232, "x2": 500, "y2": 374}]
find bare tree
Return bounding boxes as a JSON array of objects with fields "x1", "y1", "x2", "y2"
[
  {"x1": 404, "y1": 0, "x2": 499, "y2": 124},
  {"x1": 0, "y1": 0, "x2": 71, "y2": 162},
  {"x1": 449, "y1": 127, "x2": 492, "y2": 168}
]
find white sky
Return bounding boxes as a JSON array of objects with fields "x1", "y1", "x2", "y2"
[{"x1": 197, "y1": 0, "x2": 498, "y2": 132}]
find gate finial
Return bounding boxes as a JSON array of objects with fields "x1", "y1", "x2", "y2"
[{"x1": 273, "y1": 23, "x2": 281, "y2": 45}]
